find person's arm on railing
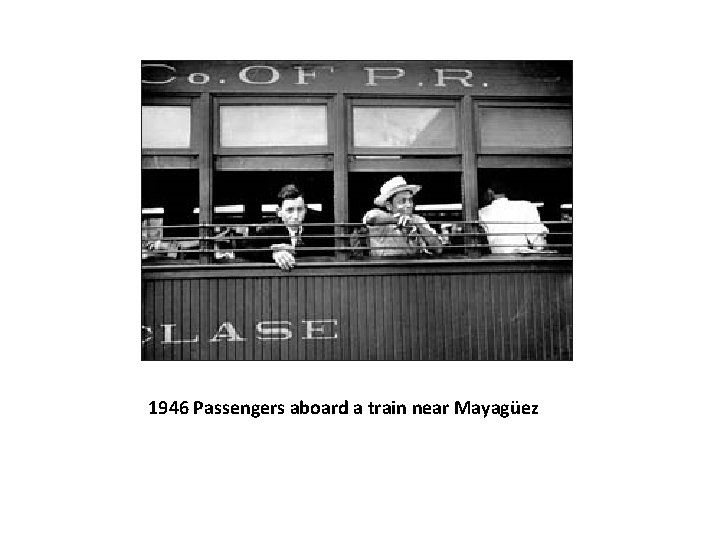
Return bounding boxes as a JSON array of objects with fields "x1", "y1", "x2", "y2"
[
  {"x1": 405, "y1": 215, "x2": 443, "y2": 255},
  {"x1": 270, "y1": 243, "x2": 296, "y2": 271},
  {"x1": 362, "y1": 208, "x2": 397, "y2": 226}
]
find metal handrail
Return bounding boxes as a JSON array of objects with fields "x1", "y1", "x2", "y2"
[
  {"x1": 142, "y1": 220, "x2": 572, "y2": 228},
  {"x1": 142, "y1": 219, "x2": 573, "y2": 260}
]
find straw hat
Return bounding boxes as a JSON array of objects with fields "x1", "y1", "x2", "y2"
[{"x1": 373, "y1": 176, "x2": 421, "y2": 206}]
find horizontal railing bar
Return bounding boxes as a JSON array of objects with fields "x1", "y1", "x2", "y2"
[
  {"x1": 143, "y1": 231, "x2": 573, "y2": 238},
  {"x1": 142, "y1": 220, "x2": 573, "y2": 229},
  {"x1": 144, "y1": 243, "x2": 572, "y2": 254}
]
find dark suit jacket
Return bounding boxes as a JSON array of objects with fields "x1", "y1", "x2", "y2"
[{"x1": 244, "y1": 209, "x2": 335, "y2": 261}]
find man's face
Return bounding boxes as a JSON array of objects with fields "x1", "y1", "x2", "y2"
[
  {"x1": 387, "y1": 191, "x2": 414, "y2": 215},
  {"x1": 277, "y1": 196, "x2": 306, "y2": 229}
]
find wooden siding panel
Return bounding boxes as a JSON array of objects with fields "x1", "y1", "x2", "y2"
[{"x1": 141, "y1": 263, "x2": 571, "y2": 360}]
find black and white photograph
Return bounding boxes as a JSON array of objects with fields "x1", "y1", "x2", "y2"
[
  {"x1": 5, "y1": 4, "x2": 718, "y2": 539},
  {"x1": 141, "y1": 60, "x2": 573, "y2": 360}
]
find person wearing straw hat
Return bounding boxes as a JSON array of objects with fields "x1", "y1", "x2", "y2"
[{"x1": 362, "y1": 176, "x2": 443, "y2": 257}]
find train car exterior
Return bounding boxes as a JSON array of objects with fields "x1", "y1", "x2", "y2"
[{"x1": 141, "y1": 60, "x2": 572, "y2": 360}]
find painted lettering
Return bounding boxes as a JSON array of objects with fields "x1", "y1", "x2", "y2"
[
  {"x1": 302, "y1": 319, "x2": 338, "y2": 340},
  {"x1": 364, "y1": 67, "x2": 405, "y2": 86},
  {"x1": 294, "y1": 65, "x2": 334, "y2": 85},
  {"x1": 141, "y1": 325, "x2": 152, "y2": 344},
  {"x1": 143, "y1": 316, "x2": 340, "y2": 345},
  {"x1": 434, "y1": 68, "x2": 473, "y2": 87},
  {"x1": 238, "y1": 65, "x2": 280, "y2": 85},
  {"x1": 160, "y1": 324, "x2": 199, "y2": 344},
  {"x1": 256, "y1": 321, "x2": 293, "y2": 340},
  {"x1": 188, "y1": 72, "x2": 210, "y2": 84},
  {"x1": 209, "y1": 322, "x2": 247, "y2": 342},
  {"x1": 141, "y1": 63, "x2": 177, "y2": 85}
]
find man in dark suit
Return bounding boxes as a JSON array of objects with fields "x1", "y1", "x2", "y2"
[{"x1": 251, "y1": 184, "x2": 334, "y2": 270}]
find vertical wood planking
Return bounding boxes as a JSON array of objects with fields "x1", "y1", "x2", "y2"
[
  {"x1": 266, "y1": 277, "x2": 279, "y2": 361},
  {"x1": 390, "y1": 275, "x2": 400, "y2": 360},
  {"x1": 278, "y1": 276, "x2": 290, "y2": 360},
  {"x1": 162, "y1": 280, "x2": 172, "y2": 361},
  {"x1": 254, "y1": 277, "x2": 264, "y2": 360},
  {"x1": 190, "y1": 279, "x2": 200, "y2": 360},
  {"x1": 181, "y1": 280, "x2": 191, "y2": 360},
  {"x1": 565, "y1": 274, "x2": 573, "y2": 358},
  {"x1": 406, "y1": 275, "x2": 418, "y2": 360},
  {"x1": 370, "y1": 275, "x2": 380, "y2": 360},
  {"x1": 287, "y1": 276, "x2": 298, "y2": 360},
  {"x1": 347, "y1": 275, "x2": 358, "y2": 360},
  {"x1": 533, "y1": 271, "x2": 545, "y2": 360},
  {"x1": 508, "y1": 273, "x2": 518, "y2": 361},
  {"x1": 230, "y1": 278, "x2": 240, "y2": 360},
  {"x1": 242, "y1": 277, "x2": 253, "y2": 360},
  {"x1": 329, "y1": 276, "x2": 339, "y2": 360},
  {"x1": 263, "y1": 278, "x2": 273, "y2": 360},
  {"x1": 519, "y1": 274, "x2": 529, "y2": 360},
  {"x1": 303, "y1": 277, "x2": 314, "y2": 359},
  {"x1": 468, "y1": 273, "x2": 480, "y2": 360},
  {"x1": 296, "y1": 276, "x2": 306, "y2": 361},
  {"x1": 425, "y1": 274, "x2": 437, "y2": 360},
  {"x1": 154, "y1": 280, "x2": 163, "y2": 360},
  {"x1": 142, "y1": 281, "x2": 152, "y2": 360},
  {"x1": 216, "y1": 278, "x2": 227, "y2": 360},
  {"x1": 142, "y1": 265, "x2": 572, "y2": 361},
  {"x1": 416, "y1": 274, "x2": 425, "y2": 360},
  {"x1": 380, "y1": 275, "x2": 389, "y2": 360},
  {"x1": 359, "y1": 275, "x2": 367, "y2": 360},
  {"x1": 482, "y1": 273, "x2": 492, "y2": 360}
]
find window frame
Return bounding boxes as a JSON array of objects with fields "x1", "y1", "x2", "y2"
[
  {"x1": 141, "y1": 96, "x2": 201, "y2": 166},
  {"x1": 476, "y1": 100, "x2": 572, "y2": 157},
  {"x1": 213, "y1": 96, "x2": 334, "y2": 156},
  {"x1": 348, "y1": 98, "x2": 462, "y2": 156}
]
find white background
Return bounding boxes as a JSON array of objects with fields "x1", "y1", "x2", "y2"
[{"x1": 3, "y1": 2, "x2": 718, "y2": 539}]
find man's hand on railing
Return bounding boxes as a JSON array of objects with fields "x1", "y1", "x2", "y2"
[{"x1": 271, "y1": 243, "x2": 295, "y2": 271}]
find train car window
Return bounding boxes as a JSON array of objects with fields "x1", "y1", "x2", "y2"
[
  {"x1": 348, "y1": 171, "x2": 462, "y2": 258},
  {"x1": 142, "y1": 97, "x2": 200, "y2": 263},
  {"x1": 141, "y1": 169, "x2": 200, "y2": 262},
  {"x1": 346, "y1": 100, "x2": 463, "y2": 259},
  {"x1": 141, "y1": 106, "x2": 192, "y2": 149},
  {"x1": 477, "y1": 168, "x2": 572, "y2": 255},
  {"x1": 477, "y1": 105, "x2": 572, "y2": 153},
  {"x1": 475, "y1": 101, "x2": 572, "y2": 256},
  {"x1": 219, "y1": 105, "x2": 328, "y2": 147},
  {"x1": 212, "y1": 171, "x2": 335, "y2": 262},
  {"x1": 353, "y1": 107, "x2": 457, "y2": 148}
]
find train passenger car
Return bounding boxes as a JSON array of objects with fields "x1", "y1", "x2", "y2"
[{"x1": 141, "y1": 60, "x2": 572, "y2": 360}]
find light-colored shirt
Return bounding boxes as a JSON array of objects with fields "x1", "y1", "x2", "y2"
[{"x1": 478, "y1": 197, "x2": 548, "y2": 254}]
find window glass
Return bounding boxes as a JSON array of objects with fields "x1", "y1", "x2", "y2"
[
  {"x1": 219, "y1": 105, "x2": 328, "y2": 147},
  {"x1": 479, "y1": 107, "x2": 571, "y2": 149},
  {"x1": 353, "y1": 107, "x2": 456, "y2": 148},
  {"x1": 142, "y1": 106, "x2": 192, "y2": 148}
]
